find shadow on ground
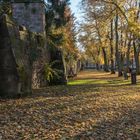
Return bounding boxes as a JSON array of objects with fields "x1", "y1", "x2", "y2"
[
  {"x1": 70, "y1": 104, "x2": 140, "y2": 140},
  {"x1": 0, "y1": 70, "x2": 140, "y2": 139}
]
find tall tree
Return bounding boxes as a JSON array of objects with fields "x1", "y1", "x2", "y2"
[
  {"x1": 80, "y1": 0, "x2": 140, "y2": 76},
  {"x1": 45, "y1": 0, "x2": 78, "y2": 84}
]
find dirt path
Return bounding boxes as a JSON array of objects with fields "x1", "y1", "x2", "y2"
[{"x1": 0, "y1": 70, "x2": 140, "y2": 140}]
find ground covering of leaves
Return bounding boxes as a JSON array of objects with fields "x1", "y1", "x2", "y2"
[{"x1": 0, "y1": 70, "x2": 140, "y2": 140}]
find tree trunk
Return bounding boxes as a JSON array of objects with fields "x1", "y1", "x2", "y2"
[
  {"x1": 96, "y1": 63, "x2": 100, "y2": 70},
  {"x1": 102, "y1": 48, "x2": 109, "y2": 72},
  {"x1": 110, "y1": 20, "x2": 115, "y2": 74},
  {"x1": 126, "y1": 38, "x2": 132, "y2": 72},
  {"x1": 133, "y1": 40, "x2": 140, "y2": 74},
  {"x1": 115, "y1": 13, "x2": 122, "y2": 77}
]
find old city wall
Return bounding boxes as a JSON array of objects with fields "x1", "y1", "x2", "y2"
[
  {"x1": 0, "y1": 14, "x2": 46, "y2": 97},
  {"x1": 12, "y1": 2, "x2": 46, "y2": 33}
]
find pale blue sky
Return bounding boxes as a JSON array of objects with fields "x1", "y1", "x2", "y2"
[
  {"x1": 70, "y1": 0, "x2": 82, "y2": 21},
  {"x1": 70, "y1": 0, "x2": 83, "y2": 50},
  {"x1": 45, "y1": 0, "x2": 82, "y2": 21}
]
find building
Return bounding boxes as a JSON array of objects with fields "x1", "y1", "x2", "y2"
[{"x1": 12, "y1": 0, "x2": 46, "y2": 33}]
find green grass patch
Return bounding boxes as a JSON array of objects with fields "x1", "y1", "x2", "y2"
[
  {"x1": 68, "y1": 78, "x2": 131, "y2": 86},
  {"x1": 68, "y1": 79, "x2": 108, "y2": 85}
]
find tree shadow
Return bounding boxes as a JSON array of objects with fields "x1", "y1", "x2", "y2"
[{"x1": 69, "y1": 104, "x2": 140, "y2": 140}]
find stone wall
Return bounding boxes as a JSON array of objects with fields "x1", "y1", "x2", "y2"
[
  {"x1": 0, "y1": 14, "x2": 46, "y2": 97},
  {"x1": 11, "y1": 0, "x2": 68, "y2": 86},
  {"x1": 12, "y1": 1, "x2": 46, "y2": 33},
  {"x1": 0, "y1": 15, "x2": 19, "y2": 97}
]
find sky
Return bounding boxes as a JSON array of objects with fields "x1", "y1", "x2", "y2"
[
  {"x1": 70, "y1": 0, "x2": 84, "y2": 50},
  {"x1": 70, "y1": 0, "x2": 82, "y2": 22},
  {"x1": 44, "y1": 0, "x2": 82, "y2": 22}
]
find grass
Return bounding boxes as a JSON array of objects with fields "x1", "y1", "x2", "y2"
[
  {"x1": 68, "y1": 79, "x2": 109, "y2": 85},
  {"x1": 68, "y1": 70, "x2": 132, "y2": 86},
  {"x1": 68, "y1": 78, "x2": 131, "y2": 86},
  {"x1": 0, "y1": 70, "x2": 140, "y2": 140}
]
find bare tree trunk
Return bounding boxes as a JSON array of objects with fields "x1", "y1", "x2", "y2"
[
  {"x1": 110, "y1": 20, "x2": 115, "y2": 74},
  {"x1": 96, "y1": 63, "x2": 100, "y2": 70},
  {"x1": 102, "y1": 48, "x2": 109, "y2": 72},
  {"x1": 115, "y1": 13, "x2": 123, "y2": 77},
  {"x1": 133, "y1": 0, "x2": 140, "y2": 74},
  {"x1": 126, "y1": 38, "x2": 131, "y2": 71},
  {"x1": 133, "y1": 40, "x2": 140, "y2": 74}
]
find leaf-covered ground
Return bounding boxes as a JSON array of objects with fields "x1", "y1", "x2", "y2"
[{"x1": 0, "y1": 70, "x2": 140, "y2": 140}]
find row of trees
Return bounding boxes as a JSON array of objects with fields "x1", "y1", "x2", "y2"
[{"x1": 79, "y1": 0, "x2": 140, "y2": 76}]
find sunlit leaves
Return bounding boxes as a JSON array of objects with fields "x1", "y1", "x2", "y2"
[{"x1": 0, "y1": 71, "x2": 140, "y2": 139}]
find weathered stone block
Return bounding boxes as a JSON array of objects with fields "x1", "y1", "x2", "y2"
[
  {"x1": 0, "y1": 15, "x2": 19, "y2": 97},
  {"x1": 12, "y1": 2, "x2": 46, "y2": 33},
  {"x1": 0, "y1": 14, "x2": 46, "y2": 97}
]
